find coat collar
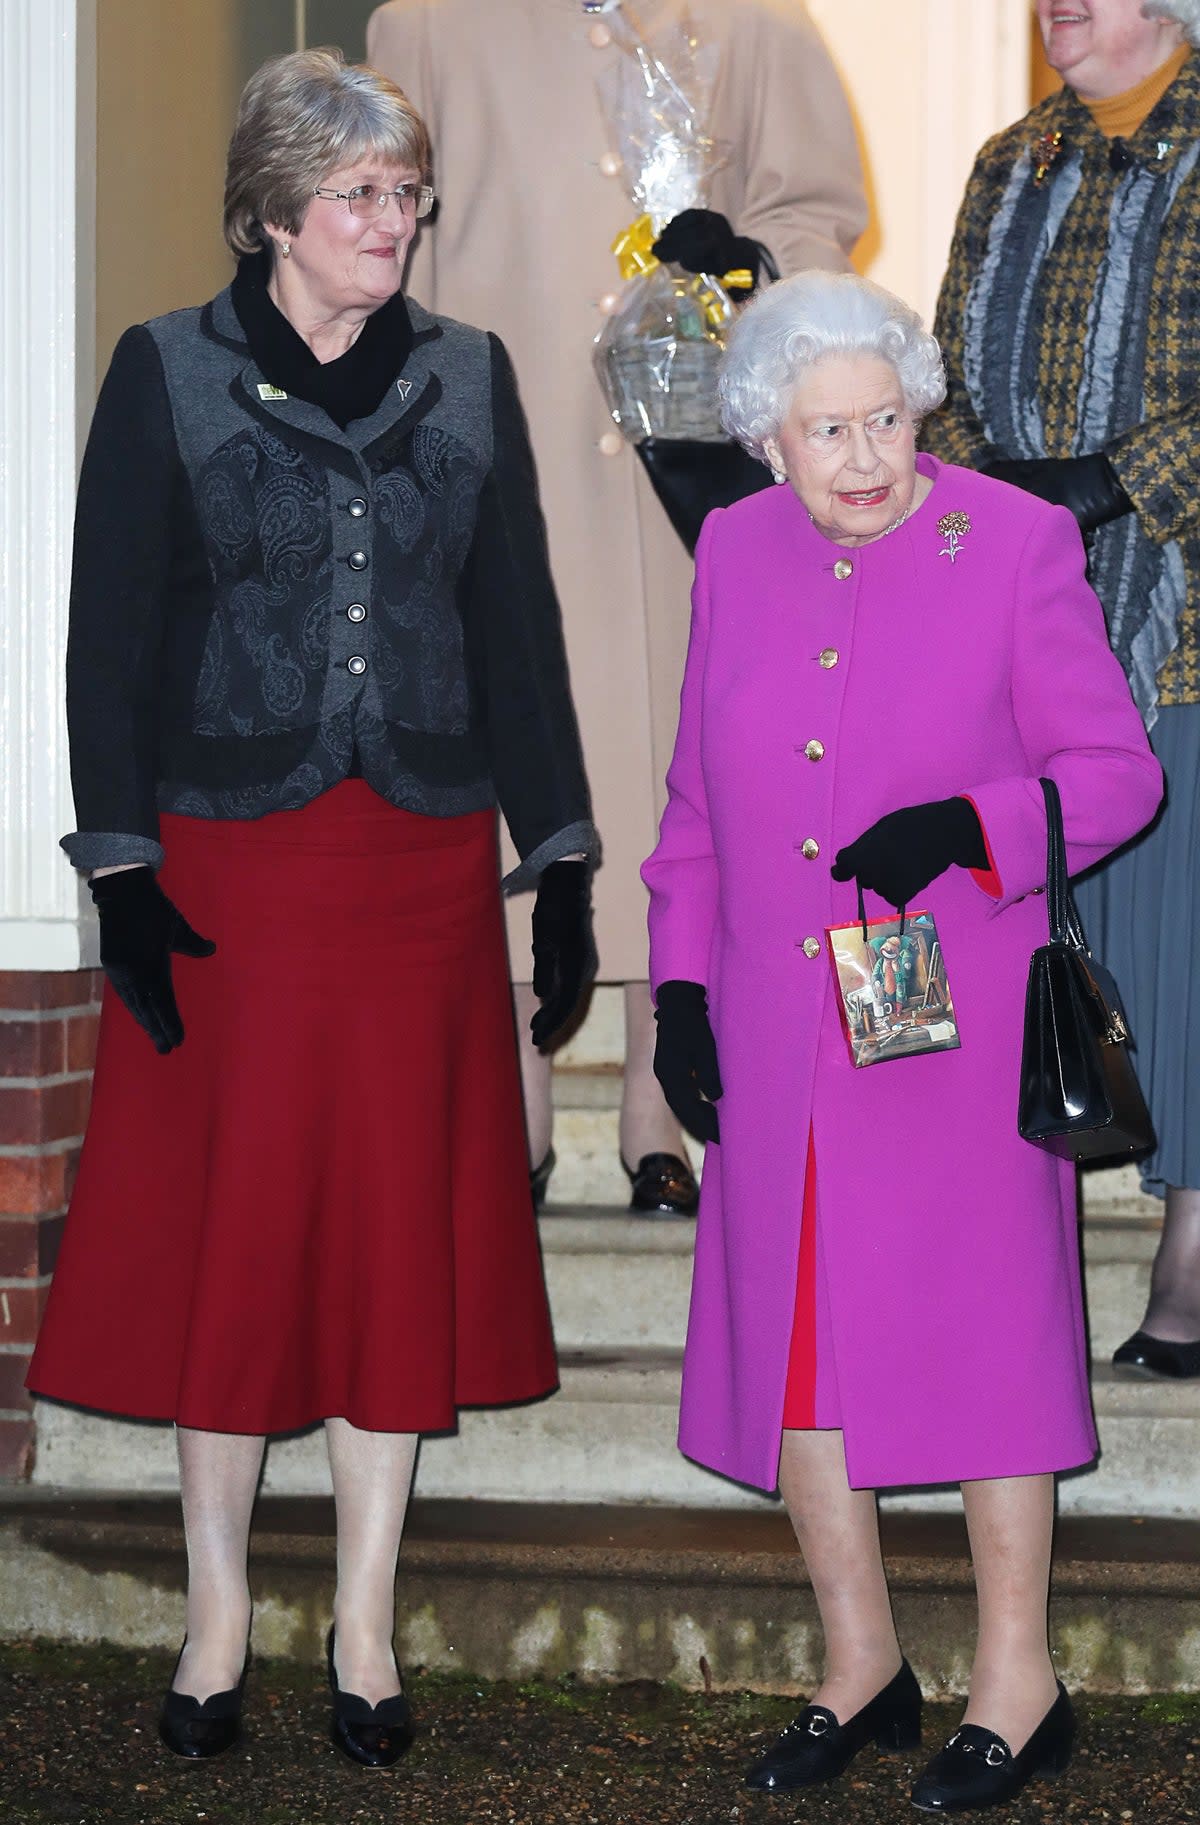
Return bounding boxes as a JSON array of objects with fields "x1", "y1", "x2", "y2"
[
  {"x1": 1049, "y1": 49, "x2": 1200, "y2": 171},
  {"x1": 201, "y1": 283, "x2": 445, "y2": 473}
]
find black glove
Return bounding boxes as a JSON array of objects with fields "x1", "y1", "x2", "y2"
[
  {"x1": 652, "y1": 979, "x2": 723, "y2": 1145},
  {"x1": 652, "y1": 209, "x2": 765, "y2": 290},
  {"x1": 529, "y1": 860, "x2": 598, "y2": 1051},
  {"x1": 89, "y1": 866, "x2": 216, "y2": 1054},
  {"x1": 831, "y1": 798, "x2": 987, "y2": 910},
  {"x1": 983, "y1": 453, "x2": 1132, "y2": 535}
]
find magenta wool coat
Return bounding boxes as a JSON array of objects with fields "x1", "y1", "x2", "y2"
[{"x1": 643, "y1": 457, "x2": 1163, "y2": 1493}]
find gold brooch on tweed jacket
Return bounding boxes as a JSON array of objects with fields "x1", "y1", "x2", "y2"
[
  {"x1": 938, "y1": 511, "x2": 971, "y2": 564},
  {"x1": 1032, "y1": 129, "x2": 1064, "y2": 185}
]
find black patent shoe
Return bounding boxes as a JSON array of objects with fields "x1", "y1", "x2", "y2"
[
  {"x1": 158, "y1": 1645, "x2": 248, "y2": 1759},
  {"x1": 327, "y1": 1628, "x2": 414, "y2": 1768},
  {"x1": 744, "y1": 1658, "x2": 922, "y2": 1792},
  {"x1": 1113, "y1": 1329, "x2": 1200, "y2": 1379},
  {"x1": 531, "y1": 1148, "x2": 556, "y2": 1212},
  {"x1": 622, "y1": 1151, "x2": 699, "y2": 1217},
  {"x1": 910, "y1": 1683, "x2": 1075, "y2": 1813}
]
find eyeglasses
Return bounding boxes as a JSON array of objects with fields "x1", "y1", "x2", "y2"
[{"x1": 312, "y1": 181, "x2": 436, "y2": 221}]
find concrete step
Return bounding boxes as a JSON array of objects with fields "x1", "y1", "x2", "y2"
[
  {"x1": 1083, "y1": 1215, "x2": 1158, "y2": 1360},
  {"x1": 33, "y1": 1351, "x2": 1200, "y2": 1516},
  {"x1": 3, "y1": 1492, "x2": 1197, "y2": 1694},
  {"x1": 541, "y1": 1207, "x2": 695, "y2": 1350}
]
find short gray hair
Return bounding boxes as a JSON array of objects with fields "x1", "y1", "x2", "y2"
[
  {"x1": 224, "y1": 48, "x2": 431, "y2": 259},
  {"x1": 718, "y1": 270, "x2": 947, "y2": 464},
  {"x1": 1141, "y1": 0, "x2": 1200, "y2": 45}
]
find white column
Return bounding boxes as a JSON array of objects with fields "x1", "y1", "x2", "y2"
[
  {"x1": 808, "y1": 0, "x2": 1031, "y2": 324},
  {"x1": 0, "y1": 0, "x2": 97, "y2": 971}
]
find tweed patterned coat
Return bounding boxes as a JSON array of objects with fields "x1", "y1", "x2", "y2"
[{"x1": 925, "y1": 56, "x2": 1200, "y2": 712}]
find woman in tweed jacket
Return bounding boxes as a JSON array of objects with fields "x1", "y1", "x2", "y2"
[{"x1": 925, "y1": 0, "x2": 1200, "y2": 1383}]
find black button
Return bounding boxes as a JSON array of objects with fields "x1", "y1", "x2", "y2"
[
  {"x1": 347, "y1": 603, "x2": 367, "y2": 623},
  {"x1": 348, "y1": 550, "x2": 368, "y2": 571},
  {"x1": 348, "y1": 497, "x2": 368, "y2": 518}
]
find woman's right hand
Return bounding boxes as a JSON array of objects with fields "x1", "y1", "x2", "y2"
[
  {"x1": 89, "y1": 867, "x2": 216, "y2": 1054},
  {"x1": 652, "y1": 980, "x2": 723, "y2": 1144}
]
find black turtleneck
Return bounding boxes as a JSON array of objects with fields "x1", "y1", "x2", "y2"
[{"x1": 230, "y1": 250, "x2": 414, "y2": 430}]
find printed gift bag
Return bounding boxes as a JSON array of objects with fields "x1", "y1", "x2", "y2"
[{"x1": 827, "y1": 911, "x2": 961, "y2": 1068}]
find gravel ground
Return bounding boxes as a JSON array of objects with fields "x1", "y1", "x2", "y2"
[{"x1": 0, "y1": 1642, "x2": 1197, "y2": 1825}]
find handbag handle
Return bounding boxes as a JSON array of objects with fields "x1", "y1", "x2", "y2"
[{"x1": 1040, "y1": 776, "x2": 1087, "y2": 952}]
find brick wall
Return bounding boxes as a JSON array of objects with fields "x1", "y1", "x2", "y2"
[{"x1": 0, "y1": 970, "x2": 103, "y2": 1478}]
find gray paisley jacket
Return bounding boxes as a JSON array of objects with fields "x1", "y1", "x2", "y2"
[{"x1": 62, "y1": 286, "x2": 594, "y2": 887}]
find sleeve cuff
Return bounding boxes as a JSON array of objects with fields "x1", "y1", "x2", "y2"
[
  {"x1": 502, "y1": 820, "x2": 600, "y2": 895},
  {"x1": 961, "y1": 795, "x2": 1003, "y2": 900},
  {"x1": 60, "y1": 831, "x2": 164, "y2": 872}
]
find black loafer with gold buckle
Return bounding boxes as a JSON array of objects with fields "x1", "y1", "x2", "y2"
[
  {"x1": 622, "y1": 1151, "x2": 699, "y2": 1217},
  {"x1": 745, "y1": 1659, "x2": 923, "y2": 1792},
  {"x1": 910, "y1": 1683, "x2": 1075, "y2": 1813}
]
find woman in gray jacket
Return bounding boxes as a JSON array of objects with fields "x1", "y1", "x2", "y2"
[{"x1": 30, "y1": 49, "x2": 595, "y2": 1767}]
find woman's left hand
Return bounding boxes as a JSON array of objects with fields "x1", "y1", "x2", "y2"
[
  {"x1": 832, "y1": 797, "x2": 987, "y2": 909},
  {"x1": 529, "y1": 860, "x2": 599, "y2": 1051},
  {"x1": 984, "y1": 453, "x2": 1131, "y2": 534}
]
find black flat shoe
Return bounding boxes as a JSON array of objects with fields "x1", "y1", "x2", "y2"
[
  {"x1": 910, "y1": 1683, "x2": 1075, "y2": 1813},
  {"x1": 531, "y1": 1148, "x2": 556, "y2": 1211},
  {"x1": 327, "y1": 1627, "x2": 414, "y2": 1768},
  {"x1": 1113, "y1": 1329, "x2": 1200, "y2": 1379},
  {"x1": 622, "y1": 1151, "x2": 699, "y2": 1217},
  {"x1": 744, "y1": 1658, "x2": 922, "y2": 1792},
  {"x1": 158, "y1": 1645, "x2": 248, "y2": 1759}
]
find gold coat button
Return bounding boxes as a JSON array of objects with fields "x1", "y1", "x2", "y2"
[
  {"x1": 801, "y1": 838, "x2": 820, "y2": 860},
  {"x1": 598, "y1": 430, "x2": 623, "y2": 456},
  {"x1": 598, "y1": 150, "x2": 622, "y2": 177},
  {"x1": 802, "y1": 936, "x2": 822, "y2": 959},
  {"x1": 834, "y1": 558, "x2": 854, "y2": 580},
  {"x1": 804, "y1": 739, "x2": 825, "y2": 762},
  {"x1": 589, "y1": 20, "x2": 613, "y2": 48},
  {"x1": 819, "y1": 648, "x2": 839, "y2": 669}
]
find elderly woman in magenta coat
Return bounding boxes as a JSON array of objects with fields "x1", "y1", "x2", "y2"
[{"x1": 643, "y1": 271, "x2": 1162, "y2": 1815}]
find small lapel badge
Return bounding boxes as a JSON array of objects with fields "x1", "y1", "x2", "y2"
[
  {"x1": 396, "y1": 378, "x2": 413, "y2": 399},
  {"x1": 1032, "y1": 128, "x2": 1064, "y2": 186},
  {"x1": 257, "y1": 382, "x2": 288, "y2": 401}
]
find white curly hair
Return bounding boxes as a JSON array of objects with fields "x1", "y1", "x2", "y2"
[
  {"x1": 1142, "y1": 0, "x2": 1200, "y2": 45},
  {"x1": 718, "y1": 270, "x2": 946, "y2": 467}
]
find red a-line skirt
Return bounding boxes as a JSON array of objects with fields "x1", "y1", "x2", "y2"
[{"x1": 29, "y1": 783, "x2": 557, "y2": 1435}]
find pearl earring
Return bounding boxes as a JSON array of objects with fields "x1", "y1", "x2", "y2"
[
  {"x1": 772, "y1": 468, "x2": 787, "y2": 485},
  {"x1": 280, "y1": 241, "x2": 291, "y2": 258}
]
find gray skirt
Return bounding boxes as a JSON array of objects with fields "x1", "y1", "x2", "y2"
[{"x1": 1074, "y1": 703, "x2": 1200, "y2": 1195}]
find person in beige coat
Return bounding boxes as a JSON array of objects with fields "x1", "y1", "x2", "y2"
[{"x1": 368, "y1": 0, "x2": 866, "y2": 1210}]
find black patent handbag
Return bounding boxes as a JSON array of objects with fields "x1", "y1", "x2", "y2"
[{"x1": 1017, "y1": 777, "x2": 1155, "y2": 1162}]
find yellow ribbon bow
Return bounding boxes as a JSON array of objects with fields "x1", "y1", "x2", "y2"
[{"x1": 611, "y1": 212, "x2": 755, "y2": 327}]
